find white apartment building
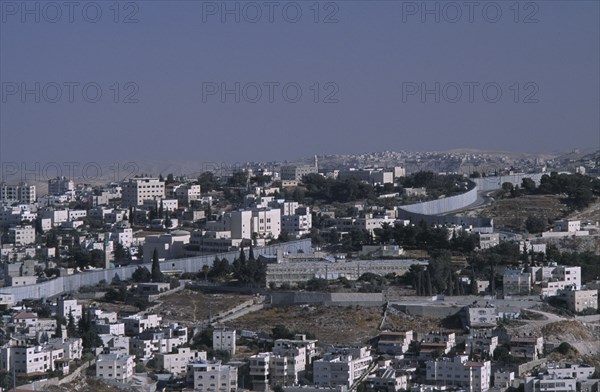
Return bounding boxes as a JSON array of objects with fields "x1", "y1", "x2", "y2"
[
  {"x1": 58, "y1": 298, "x2": 82, "y2": 322},
  {"x1": 377, "y1": 331, "x2": 413, "y2": 355},
  {"x1": 1, "y1": 345, "x2": 65, "y2": 375},
  {"x1": 525, "y1": 374, "x2": 577, "y2": 392},
  {"x1": 48, "y1": 176, "x2": 74, "y2": 195},
  {"x1": 282, "y1": 205, "x2": 312, "y2": 238},
  {"x1": 531, "y1": 264, "x2": 581, "y2": 295},
  {"x1": 554, "y1": 220, "x2": 581, "y2": 232},
  {"x1": 365, "y1": 367, "x2": 409, "y2": 392},
  {"x1": 478, "y1": 233, "x2": 499, "y2": 249},
  {"x1": 39, "y1": 208, "x2": 69, "y2": 227},
  {"x1": 546, "y1": 363, "x2": 596, "y2": 381},
  {"x1": 563, "y1": 289, "x2": 598, "y2": 313},
  {"x1": 143, "y1": 198, "x2": 178, "y2": 212},
  {"x1": 108, "y1": 226, "x2": 133, "y2": 248},
  {"x1": 186, "y1": 359, "x2": 238, "y2": 392},
  {"x1": 47, "y1": 337, "x2": 83, "y2": 360},
  {"x1": 425, "y1": 356, "x2": 491, "y2": 392},
  {"x1": 96, "y1": 322, "x2": 126, "y2": 336},
  {"x1": 280, "y1": 163, "x2": 318, "y2": 182},
  {"x1": 121, "y1": 178, "x2": 165, "y2": 207},
  {"x1": 0, "y1": 183, "x2": 36, "y2": 203},
  {"x1": 222, "y1": 208, "x2": 281, "y2": 240},
  {"x1": 155, "y1": 347, "x2": 206, "y2": 376},
  {"x1": 173, "y1": 184, "x2": 201, "y2": 204},
  {"x1": 122, "y1": 314, "x2": 162, "y2": 335},
  {"x1": 213, "y1": 327, "x2": 236, "y2": 355},
  {"x1": 274, "y1": 334, "x2": 319, "y2": 364},
  {"x1": 96, "y1": 353, "x2": 134, "y2": 382},
  {"x1": 271, "y1": 345, "x2": 307, "y2": 385},
  {"x1": 313, "y1": 347, "x2": 372, "y2": 388},
  {"x1": 464, "y1": 306, "x2": 497, "y2": 328},
  {"x1": 8, "y1": 225, "x2": 35, "y2": 245},
  {"x1": 142, "y1": 231, "x2": 190, "y2": 262}
]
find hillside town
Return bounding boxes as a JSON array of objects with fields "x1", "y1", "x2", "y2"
[{"x1": 0, "y1": 150, "x2": 598, "y2": 392}]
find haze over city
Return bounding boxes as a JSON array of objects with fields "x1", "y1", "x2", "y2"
[{"x1": 1, "y1": 1, "x2": 599, "y2": 165}]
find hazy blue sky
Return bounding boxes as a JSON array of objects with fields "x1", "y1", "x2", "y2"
[{"x1": 1, "y1": 0, "x2": 599, "y2": 166}]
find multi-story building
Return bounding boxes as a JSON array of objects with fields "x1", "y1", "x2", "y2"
[
  {"x1": 95, "y1": 353, "x2": 134, "y2": 382},
  {"x1": 271, "y1": 345, "x2": 307, "y2": 386},
  {"x1": 546, "y1": 363, "x2": 596, "y2": 381},
  {"x1": 418, "y1": 332, "x2": 456, "y2": 360},
  {"x1": 337, "y1": 169, "x2": 394, "y2": 185},
  {"x1": 280, "y1": 161, "x2": 318, "y2": 182},
  {"x1": 155, "y1": 347, "x2": 206, "y2": 376},
  {"x1": 122, "y1": 314, "x2": 162, "y2": 335},
  {"x1": 478, "y1": 233, "x2": 499, "y2": 249},
  {"x1": 8, "y1": 225, "x2": 35, "y2": 245},
  {"x1": 0, "y1": 183, "x2": 36, "y2": 203},
  {"x1": 57, "y1": 299, "x2": 82, "y2": 322},
  {"x1": 121, "y1": 178, "x2": 165, "y2": 207},
  {"x1": 425, "y1": 356, "x2": 491, "y2": 392},
  {"x1": 142, "y1": 231, "x2": 190, "y2": 262},
  {"x1": 274, "y1": 334, "x2": 318, "y2": 364},
  {"x1": 282, "y1": 205, "x2": 312, "y2": 238},
  {"x1": 503, "y1": 269, "x2": 532, "y2": 295},
  {"x1": 48, "y1": 177, "x2": 74, "y2": 195},
  {"x1": 554, "y1": 220, "x2": 581, "y2": 232},
  {"x1": 462, "y1": 306, "x2": 497, "y2": 328},
  {"x1": 186, "y1": 359, "x2": 238, "y2": 392},
  {"x1": 376, "y1": 331, "x2": 413, "y2": 355},
  {"x1": 313, "y1": 347, "x2": 372, "y2": 388},
  {"x1": 524, "y1": 374, "x2": 577, "y2": 392},
  {"x1": 173, "y1": 184, "x2": 201, "y2": 205},
  {"x1": 230, "y1": 208, "x2": 281, "y2": 240},
  {"x1": 531, "y1": 264, "x2": 581, "y2": 296},
  {"x1": 213, "y1": 327, "x2": 236, "y2": 355},
  {"x1": 250, "y1": 352, "x2": 271, "y2": 392},
  {"x1": 365, "y1": 367, "x2": 409, "y2": 392},
  {"x1": 563, "y1": 289, "x2": 598, "y2": 313},
  {"x1": 465, "y1": 330, "x2": 498, "y2": 357},
  {"x1": 1, "y1": 345, "x2": 65, "y2": 375},
  {"x1": 510, "y1": 336, "x2": 544, "y2": 360}
]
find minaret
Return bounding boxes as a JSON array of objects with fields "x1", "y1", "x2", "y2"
[
  {"x1": 103, "y1": 235, "x2": 111, "y2": 270},
  {"x1": 314, "y1": 155, "x2": 319, "y2": 171}
]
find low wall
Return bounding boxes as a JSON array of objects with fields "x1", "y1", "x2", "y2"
[
  {"x1": 271, "y1": 291, "x2": 384, "y2": 307},
  {"x1": 1, "y1": 239, "x2": 312, "y2": 302}
]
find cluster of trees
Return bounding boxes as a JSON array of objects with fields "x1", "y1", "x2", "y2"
[
  {"x1": 503, "y1": 173, "x2": 599, "y2": 208},
  {"x1": 58, "y1": 307, "x2": 102, "y2": 352},
  {"x1": 403, "y1": 252, "x2": 470, "y2": 296},
  {"x1": 301, "y1": 174, "x2": 377, "y2": 203},
  {"x1": 373, "y1": 222, "x2": 478, "y2": 253},
  {"x1": 194, "y1": 246, "x2": 267, "y2": 286},
  {"x1": 399, "y1": 172, "x2": 469, "y2": 199}
]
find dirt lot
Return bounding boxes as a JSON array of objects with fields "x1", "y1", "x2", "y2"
[
  {"x1": 224, "y1": 304, "x2": 448, "y2": 346},
  {"x1": 568, "y1": 200, "x2": 600, "y2": 222},
  {"x1": 460, "y1": 194, "x2": 569, "y2": 231},
  {"x1": 153, "y1": 289, "x2": 254, "y2": 324}
]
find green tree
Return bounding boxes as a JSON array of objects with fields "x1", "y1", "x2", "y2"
[
  {"x1": 132, "y1": 266, "x2": 152, "y2": 283},
  {"x1": 151, "y1": 249, "x2": 164, "y2": 282}
]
